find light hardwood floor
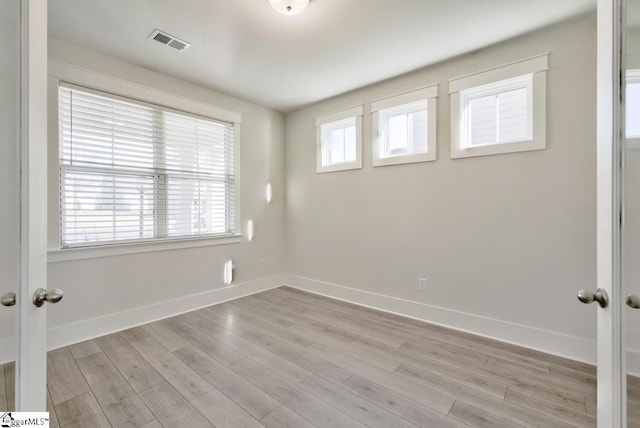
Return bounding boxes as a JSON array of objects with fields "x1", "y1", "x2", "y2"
[{"x1": 1, "y1": 286, "x2": 636, "y2": 427}]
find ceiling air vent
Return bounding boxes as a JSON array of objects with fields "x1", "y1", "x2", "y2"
[{"x1": 149, "y1": 29, "x2": 191, "y2": 52}]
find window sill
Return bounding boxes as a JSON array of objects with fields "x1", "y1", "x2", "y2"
[
  {"x1": 48, "y1": 235, "x2": 242, "y2": 263},
  {"x1": 373, "y1": 151, "x2": 436, "y2": 167},
  {"x1": 451, "y1": 138, "x2": 545, "y2": 159},
  {"x1": 316, "y1": 161, "x2": 363, "y2": 173}
]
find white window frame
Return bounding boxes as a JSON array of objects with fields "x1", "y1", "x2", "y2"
[
  {"x1": 316, "y1": 105, "x2": 363, "y2": 173},
  {"x1": 371, "y1": 85, "x2": 438, "y2": 167},
  {"x1": 449, "y1": 54, "x2": 548, "y2": 159},
  {"x1": 47, "y1": 60, "x2": 242, "y2": 261}
]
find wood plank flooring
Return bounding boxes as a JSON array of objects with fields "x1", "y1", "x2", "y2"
[{"x1": 0, "y1": 286, "x2": 630, "y2": 427}]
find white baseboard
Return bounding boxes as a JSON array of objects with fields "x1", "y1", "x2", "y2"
[
  {"x1": 284, "y1": 274, "x2": 598, "y2": 366},
  {"x1": 0, "y1": 274, "x2": 284, "y2": 365},
  {"x1": 3, "y1": 272, "x2": 632, "y2": 375}
]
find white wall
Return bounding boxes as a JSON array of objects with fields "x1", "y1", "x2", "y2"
[
  {"x1": 43, "y1": 39, "x2": 287, "y2": 351},
  {"x1": 6, "y1": 13, "x2": 599, "y2": 365},
  {"x1": 284, "y1": 13, "x2": 599, "y2": 363}
]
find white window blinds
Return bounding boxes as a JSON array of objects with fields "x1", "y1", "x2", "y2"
[{"x1": 59, "y1": 83, "x2": 236, "y2": 247}]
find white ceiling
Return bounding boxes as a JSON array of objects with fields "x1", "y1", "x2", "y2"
[{"x1": 48, "y1": 0, "x2": 595, "y2": 112}]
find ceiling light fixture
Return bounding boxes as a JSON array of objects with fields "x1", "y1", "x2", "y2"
[{"x1": 268, "y1": 0, "x2": 309, "y2": 16}]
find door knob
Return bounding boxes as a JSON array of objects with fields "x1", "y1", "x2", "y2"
[
  {"x1": 627, "y1": 294, "x2": 640, "y2": 309},
  {"x1": 33, "y1": 288, "x2": 63, "y2": 307},
  {"x1": 577, "y1": 288, "x2": 609, "y2": 308},
  {"x1": 1, "y1": 292, "x2": 16, "y2": 307}
]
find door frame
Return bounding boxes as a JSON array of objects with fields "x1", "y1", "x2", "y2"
[
  {"x1": 597, "y1": 0, "x2": 625, "y2": 425},
  {"x1": 15, "y1": 0, "x2": 48, "y2": 411}
]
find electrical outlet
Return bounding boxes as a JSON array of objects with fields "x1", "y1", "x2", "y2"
[
  {"x1": 418, "y1": 278, "x2": 427, "y2": 291},
  {"x1": 259, "y1": 259, "x2": 267, "y2": 270}
]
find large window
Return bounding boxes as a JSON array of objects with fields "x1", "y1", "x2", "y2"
[
  {"x1": 316, "y1": 106, "x2": 363, "y2": 173},
  {"x1": 449, "y1": 54, "x2": 548, "y2": 159},
  {"x1": 372, "y1": 86, "x2": 438, "y2": 166},
  {"x1": 59, "y1": 83, "x2": 236, "y2": 247}
]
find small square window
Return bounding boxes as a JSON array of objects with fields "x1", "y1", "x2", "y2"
[
  {"x1": 450, "y1": 54, "x2": 548, "y2": 159},
  {"x1": 462, "y1": 75, "x2": 532, "y2": 148},
  {"x1": 372, "y1": 86, "x2": 438, "y2": 167},
  {"x1": 316, "y1": 106, "x2": 363, "y2": 173},
  {"x1": 382, "y1": 102, "x2": 428, "y2": 156},
  {"x1": 322, "y1": 117, "x2": 357, "y2": 165}
]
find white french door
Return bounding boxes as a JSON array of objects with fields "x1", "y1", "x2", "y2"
[
  {"x1": 0, "y1": 0, "x2": 49, "y2": 412},
  {"x1": 595, "y1": 0, "x2": 638, "y2": 426}
]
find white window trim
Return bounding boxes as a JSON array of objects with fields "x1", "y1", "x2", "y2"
[
  {"x1": 47, "y1": 60, "x2": 243, "y2": 258},
  {"x1": 48, "y1": 235, "x2": 242, "y2": 263},
  {"x1": 371, "y1": 85, "x2": 438, "y2": 167},
  {"x1": 316, "y1": 105, "x2": 363, "y2": 173},
  {"x1": 449, "y1": 53, "x2": 548, "y2": 159}
]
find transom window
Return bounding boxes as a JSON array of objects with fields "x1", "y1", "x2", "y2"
[
  {"x1": 462, "y1": 75, "x2": 532, "y2": 147},
  {"x1": 58, "y1": 83, "x2": 236, "y2": 247},
  {"x1": 321, "y1": 117, "x2": 357, "y2": 165},
  {"x1": 372, "y1": 86, "x2": 438, "y2": 166},
  {"x1": 382, "y1": 102, "x2": 428, "y2": 156},
  {"x1": 316, "y1": 106, "x2": 363, "y2": 173},
  {"x1": 449, "y1": 54, "x2": 548, "y2": 159}
]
